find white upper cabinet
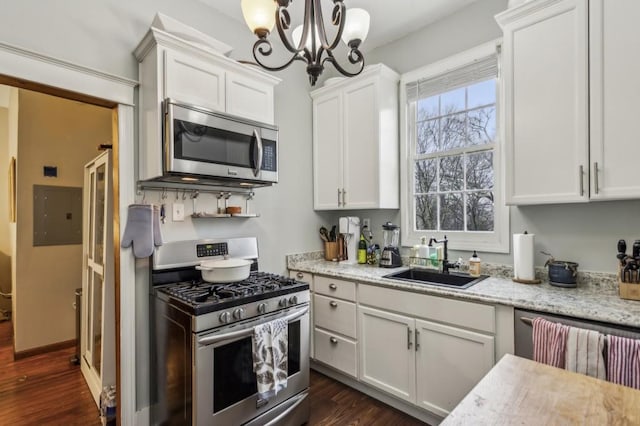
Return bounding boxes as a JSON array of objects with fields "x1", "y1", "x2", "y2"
[
  {"x1": 589, "y1": 0, "x2": 640, "y2": 200},
  {"x1": 311, "y1": 65, "x2": 400, "y2": 210},
  {"x1": 134, "y1": 28, "x2": 280, "y2": 181},
  {"x1": 497, "y1": 0, "x2": 640, "y2": 204}
]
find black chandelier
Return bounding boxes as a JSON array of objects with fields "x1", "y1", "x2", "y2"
[{"x1": 241, "y1": 0, "x2": 370, "y2": 86}]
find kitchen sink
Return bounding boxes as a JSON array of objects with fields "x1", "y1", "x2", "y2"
[{"x1": 383, "y1": 268, "x2": 488, "y2": 289}]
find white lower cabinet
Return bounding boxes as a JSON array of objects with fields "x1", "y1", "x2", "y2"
[
  {"x1": 359, "y1": 306, "x2": 415, "y2": 402},
  {"x1": 314, "y1": 328, "x2": 357, "y2": 378},
  {"x1": 415, "y1": 319, "x2": 494, "y2": 417}
]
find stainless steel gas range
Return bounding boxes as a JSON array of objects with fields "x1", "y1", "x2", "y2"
[{"x1": 150, "y1": 237, "x2": 310, "y2": 426}]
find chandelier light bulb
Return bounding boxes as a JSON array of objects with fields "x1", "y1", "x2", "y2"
[
  {"x1": 341, "y1": 8, "x2": 370, "y2": 47},
  {"x1": 241, "y1": 0, "x2": 277, "y2": 37},
  {"x1": 292, "y1": 25, "x2": 321, "y2": 50}
]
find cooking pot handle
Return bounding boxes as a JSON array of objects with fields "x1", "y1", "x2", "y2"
[{"x1": 195, "y1": 265, "x2": 211, "y2": 271}]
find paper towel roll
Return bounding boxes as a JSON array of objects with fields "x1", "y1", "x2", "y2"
[{"x1": 513, "y1": 233, "x2": 535, "y2": 280}]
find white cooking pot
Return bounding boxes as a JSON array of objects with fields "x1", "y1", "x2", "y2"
[{"x1": 195, "y1": 257, "x2": 252, "y2": 283}]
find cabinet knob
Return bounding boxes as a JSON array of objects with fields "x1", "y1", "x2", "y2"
[
  {"x1": 330, "y1": 337, "x2": 338, "y2": 345},
  {"x1": 329, "y1": 283, "x2": 337, "y2": 290},
  {"x1": 296, "y1": 272, "x2": 304, "y2": 279},
  {"x1": 329, "y1": 301, "x2": 338, "y2": 308}
]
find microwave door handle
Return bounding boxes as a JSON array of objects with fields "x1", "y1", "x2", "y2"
[
  {"x1": 253, "y1": 129, "x2": 263, "y2": 177},
  {"x1": 197, "y1": 306, "x2": 308, "y2": 347}
]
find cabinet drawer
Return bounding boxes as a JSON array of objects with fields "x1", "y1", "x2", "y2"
[
  {"x1": 314, "y1": 328, "x2": 357, "y2": 378},
  {"x1": 314, "y1": 275, "x2": 356, "y2": 300},
  {"x1": 289, "y1": 270, "x2": 313, "y2": 291},
  {"x1": 314, "y1": 294, "x2": 356, "y2": 338}
]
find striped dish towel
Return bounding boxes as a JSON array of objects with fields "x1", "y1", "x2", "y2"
[
  {"x1": 533, "y1": 317, "x2": 569, "y2": 368},
  {"x1": 565, "y1": 326, "x2": 606, "y2": 379},
  {"x1": 607, "y1": 335, "x2": 640, "y2": 389}
]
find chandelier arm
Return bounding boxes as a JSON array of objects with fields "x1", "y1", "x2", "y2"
[
  {"x1": 323, "y1": 0, "x2": 347, "y2": 51},
  {"x1": 274, "y1": 5, "x2": 300, "y2": 54},
  {"x1": 321, "y1": 48, "x2": 365, "y2": 77},
  {"x1": 252, "y1": 38, "x2": 306, "y2": 72}
]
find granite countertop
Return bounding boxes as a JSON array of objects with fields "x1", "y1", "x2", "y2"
[{"x1": 287, "y1": 254, "x2": 640, "y2": 329}]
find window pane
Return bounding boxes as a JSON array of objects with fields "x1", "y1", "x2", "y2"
[
  {"x1": 439, "y1": 155, "x2": 463, "y2": 192},
  {"x1": 415, "y1": 159, "x2": 437, "y2": 193},
  {"x1": 468, "y1": 79, "x2": 495, "y2": 108},
  {"x1": 415, "y1": 195, "x2": 437, "y2": 230},
  {"x1": 467, "y1": 192, "x2": 494, "y2": 231},
  {"x1": 468, "y1": 107, "x2": 496, "y2": 146},
  {"x1": 440, "y1": 87, "x2": 465, "y2": 114},
  {"x1": 418, "y1": 95, "x2": 439, "y2": 118},
  {"x1": 440, "y1": 193, "x2": 464, "y2": 230},
  {"x1": 439, "y1": 113, "x2": 466, "y2": 151},
  {"x1": 416, "y1": 119, "x2": 439, "y2": 155},
  {"x1": 466, "y1": 151, "x2": 494, "y2": 190}
]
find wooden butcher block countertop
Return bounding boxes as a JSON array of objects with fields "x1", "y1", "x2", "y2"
[{"x1": 442, "y1": 354, "x2": 640, "y2": 425}]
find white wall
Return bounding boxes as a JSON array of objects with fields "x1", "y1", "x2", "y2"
[{"x1": 13, "y1": 90, "x2": 112, "y2": 352}]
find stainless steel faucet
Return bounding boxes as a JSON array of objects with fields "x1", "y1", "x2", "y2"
[{"x1": 428, "y1": 235, "x2": 460, "y2": 274}]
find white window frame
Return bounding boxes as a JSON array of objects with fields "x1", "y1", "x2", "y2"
[{"x1": 399, "y1": 40, "x2": 509, "y2": 253}]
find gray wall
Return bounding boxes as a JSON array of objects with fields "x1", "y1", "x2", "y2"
[{"x1": 324, "y1": 0, "x2": 637, "y2": 274}]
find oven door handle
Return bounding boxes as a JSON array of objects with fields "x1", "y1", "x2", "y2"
[{"x1": 197, "y1": 306, "x2": 308, "y2": 347}]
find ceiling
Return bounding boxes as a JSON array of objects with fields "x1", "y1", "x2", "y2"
[{"x1": 197, "y1": 0, "x2": 479, "y2": 51}]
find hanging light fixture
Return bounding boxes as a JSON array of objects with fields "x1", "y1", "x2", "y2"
[{"x1": 241, "y1": 0, "x2": 370, "y2": 86}]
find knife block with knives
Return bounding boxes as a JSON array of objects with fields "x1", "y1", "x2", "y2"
[{"x1": 617, "y1": 239, "x2": 640, "y2": 301}]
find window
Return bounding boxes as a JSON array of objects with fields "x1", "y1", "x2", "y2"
[{"x1": 400, "y1": 41, "x2": 509, "y2": 253}]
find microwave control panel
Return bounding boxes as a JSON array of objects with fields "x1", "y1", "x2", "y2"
[{"x1": 262, "y1": 143, "x2": 277, "y2": 172}]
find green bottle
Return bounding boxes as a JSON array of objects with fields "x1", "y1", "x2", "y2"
[{"x1": 358, "y1": 233, "x2": 367, "y2": 264}]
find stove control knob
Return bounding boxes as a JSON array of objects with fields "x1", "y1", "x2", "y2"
[
  {"x1": 219, "y1": 312, "x2": 231, "y2": 323},
  {"x1": 257, "y1": 303, "x2": 267, "y2": 314},
  {"x1": 279, "y1": 298, "x2": 288, "y2": 307},
  {"x1": 233, "y1": 308, "x2": 246, "y2": 320},
  {"x1": 288, "y1": 295, "x2": 298, "y2": 305}
]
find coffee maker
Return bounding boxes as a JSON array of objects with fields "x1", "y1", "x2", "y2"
[
  {"x1": 380, "y1": 222, "x2": 402, "y2": 268},
  {"x1": 339, "y1": 216, "x2": 360, "y2": 264}
]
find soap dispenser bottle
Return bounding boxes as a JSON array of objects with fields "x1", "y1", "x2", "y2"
[{"x1": 469, "y1": 251, "x2": 481, "y2": 277}]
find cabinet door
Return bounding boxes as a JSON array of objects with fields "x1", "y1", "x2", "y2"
[
  {"x1": 415, "y1": 319, "x2": 494, "y2": 418},
  {"x1": 358, "y1": 306, "x2": 416, "y2": 403},
  {"x1": 313, "y1": 92, "x2": 343, "y2": 209},
  {"x1": 226, "y1": 73, "x2": 275, "y2": 124},
  {"x1": 164, "y1": 49, "x2": 225, "y2": 112},
  {"x1": 589, "y1": 0, "x2": 640, "y2": 200},
  {"x1": 343, "y1": 79, "x2": 379, "y2": 209},
  {"x1": 501, "y1": 0, "x2": 589, "y2": 204}
]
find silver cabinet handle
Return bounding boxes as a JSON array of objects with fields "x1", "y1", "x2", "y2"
[
  {"x1": 329, "y1": 301, "x2": 338, "y2": 308},
  {"x1": 342, "y1": 188, "x2": 347, "y2": 206},
  {"x1": 407, "y1": 327, "x2": 413, "y2": 350},
  {"x1": 330, "y1": 337, "x2": 338, "y2": 345},
  {"x1": 579, "y1": 165, "x2": 584, "y2": 196},
  {"x1": 329, "y1": 283, "x2": 337, "y2": 290},
  {"x1": 296, "y1": 272, "x2": 304, "y2": 279},
  {"x1": 337, "y1": 188, "x2": 342, "y2": 207},
  {"x1": 415, "y1": 329, "x2": 420, "y2": 351},
  {"x1": 593, "y1": 162, "x2": 599, "y2": 195}
]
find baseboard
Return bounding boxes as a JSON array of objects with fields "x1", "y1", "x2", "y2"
[
  {"x1": 14, "y1": 338, "x2": 76, "y2": 360},
  {"x1": 310, "y1": 360, "x2": 443, "y2": 426}
]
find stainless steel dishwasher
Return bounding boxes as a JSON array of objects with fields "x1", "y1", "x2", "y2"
[{"x1": 514, "y1": 308, "x2": 640, "y2": 359}]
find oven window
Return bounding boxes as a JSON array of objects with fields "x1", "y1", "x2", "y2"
[{"x1": 212, "y1": 321, "x2": 301, "y2": 413}]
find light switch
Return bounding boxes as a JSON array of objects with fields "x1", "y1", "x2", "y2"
[{"x1": 172, "y1": 203, "x2": 185, "y2": 222}]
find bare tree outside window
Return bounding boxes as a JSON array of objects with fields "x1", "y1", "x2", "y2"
[{"x1": 413, "y1": 79, "x2": 496, "y2": 232}]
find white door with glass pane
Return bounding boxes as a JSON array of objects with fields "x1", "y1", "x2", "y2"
[{"x1": 81, "y1": 150, "x2": 115, "y2": 406}]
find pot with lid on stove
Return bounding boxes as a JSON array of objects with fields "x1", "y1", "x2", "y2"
[
  {"x1": 196, "y1": 256, "x2": 252, "y2": 282},
  {"x1": 542, "y1": 251, "x2": 578, "y2": 288}
]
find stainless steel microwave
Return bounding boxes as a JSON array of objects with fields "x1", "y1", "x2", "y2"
[{"x1": 163, "y1": 99, "x2": 278, "y2": 186}]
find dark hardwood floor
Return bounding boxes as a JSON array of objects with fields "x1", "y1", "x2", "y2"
[
  {"x1": 0, "y1": 320, "x2": 101, "y2": 425},
  {"x1": 0, "y1": 319, "x2": 425, "y2": 425}
]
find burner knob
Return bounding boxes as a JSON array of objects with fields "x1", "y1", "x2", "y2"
[
  {"x1": 288, "y1": 295, "x2": 298, "y2": 305},
  {"x1": 279, "y1": 298, "x2": 288, "y2": 307},
  {"x1": 233, "y1": 308, "x2": 246, "y2": 320},
  {"x1": 219, "y1": 312, "x2": 231, "y2": 323},
  {"x1": 257, "y1": 303, "x2": 267, "y2": 314}
]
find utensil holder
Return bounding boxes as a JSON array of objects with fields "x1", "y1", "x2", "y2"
[{"x1": 324, "y1": 242, "x2": 339, "y2": 261}]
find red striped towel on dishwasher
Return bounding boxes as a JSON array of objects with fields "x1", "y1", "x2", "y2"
[
  {"x1": 607, "y1": 335, "x2": 640, "y2": 389},
  {"x1": 533, "y1": 317, "x2": 569, "y2": 368}
]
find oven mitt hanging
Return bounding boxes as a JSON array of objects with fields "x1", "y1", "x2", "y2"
[{"x1": 121, "y1": 204, "x2": 162, "y2": 258}]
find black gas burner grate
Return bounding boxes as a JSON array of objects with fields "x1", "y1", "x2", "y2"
[{"x1": 157, "y1": 271, "x2": 308, "y2": 314}]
